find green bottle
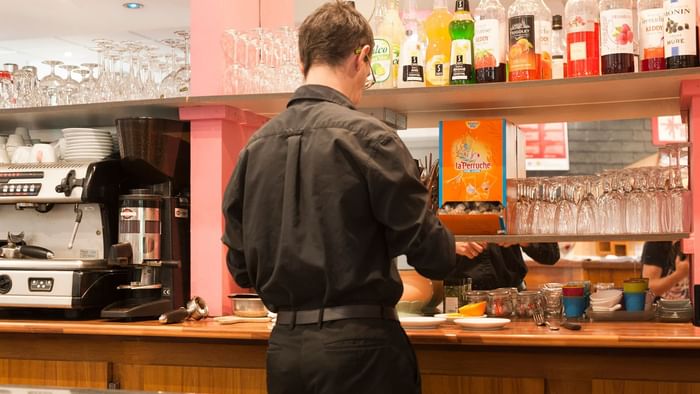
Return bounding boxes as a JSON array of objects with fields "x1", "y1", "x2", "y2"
[{"x1": 449, "y1": 0, "x2": 475, "y2": 84}]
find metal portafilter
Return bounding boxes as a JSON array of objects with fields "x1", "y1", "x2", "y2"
[{"x1": 158, "y1": 296, "x2": 209, "y2": 324}]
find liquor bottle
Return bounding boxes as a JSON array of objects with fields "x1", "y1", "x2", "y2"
[
  {"x1": 386, "y1": 0, "x2": 405, "y2": 86},
  {"x1": 600, "y1": 0, "x2": 636, "y2": 74},
  {"x1": 425, "y1": 0, "x2": 454, "y2": 86},
  {"x1": 370, "y1": 0, "x2": 404, "y2": 88},
  {"x1": 474, "y1": 0, "x2": 507, "y2": 82},
  {"x1": 565, "y1": 0, "x2": 600, "y2": 77},
  {"x1": 449, "y1": 0, "x2": 476, "y2": 84},
  {"x1": 398, "y1": 0, "x2": 427, "y2": 88},
  {"x1": 507, "y1": 0, "x2": 542, "y2": 81},
  {"x1": 537, "y1": 0, "x2": 553, "y2": 80},
  {"x1": 638, "y1": 0, "x2": 665, "y2": 70},
  {"x1": 664, "y1": 0, "x2": 698, "y2": 68},
  {"x1": 552, "y1": 15, "x2": 566, "y2": 78}
]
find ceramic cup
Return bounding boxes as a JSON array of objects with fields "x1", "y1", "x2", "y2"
[
  {"x1": 6, "y1": 134, "x2": 23, "y2": 147},
  {"x1": 623, "y1": 292, "x2": 646, "y2": 312},
  {"x1": 30, "y1": 143, "x2": 57, "y2": 163},
  {"x1": 14, "y1": 127, "x2": 30, "y2": 143},
  {"x1": 10, "y1": 146, "x2": 32, "y2": 164},
  {"x1": 0, "y1": 145, "x2": 9, "y2": 164},
  {"x1": 562, "y1": 296, "x2": 586, "y2": 318}
]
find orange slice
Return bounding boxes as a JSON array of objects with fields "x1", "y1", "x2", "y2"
[{"x1": 459, "y1": 301, "x2": 487, "y2": 317}]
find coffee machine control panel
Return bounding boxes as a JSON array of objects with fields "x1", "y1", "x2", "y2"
[{"x1": 0, "y1": 164, "x2": 90, "y2": 203}]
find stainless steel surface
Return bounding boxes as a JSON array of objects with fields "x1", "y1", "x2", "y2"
[
  {"x1": 118, "y1": 195, "x2": 161, "y2": 264},
  {"x1": 0, "y1": 259, "x2": 106, "y2": 270},
  {"x1": 0, "y1": 203, "x2": 106, "y2": 260},
  {"x1": 229, "y1": 294, "x2": 268, "y2": 318},
  {"x1": 454, "y1": 232, "x2": 690, "y2": 243},
  {"x1": 0, "y1": 162, "x2": 92, "y2": 203},
  {"x1": 0, "y1": 270, "x2": 79, "y2": 308}
]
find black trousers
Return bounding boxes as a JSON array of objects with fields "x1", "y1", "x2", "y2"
[{"x1": 266, "y1": 318, "x2": 421, "y2": 394}]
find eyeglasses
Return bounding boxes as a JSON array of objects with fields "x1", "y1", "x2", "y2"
[{"x1": 355, "y1": 47, "x2": 375, "y2": 90}]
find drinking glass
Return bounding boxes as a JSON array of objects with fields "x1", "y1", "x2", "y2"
[{"x1": 40, "y1": 60, "x2": 64, "y2": 106}]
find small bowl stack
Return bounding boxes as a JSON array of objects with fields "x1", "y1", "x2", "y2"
[
  {"x1": 657, "y1": 299, "x2": 693, "y2": 323},
  {"x1": 62, "y1": 128, "x2": 115, "y2": 161},
  {"x1": 589, "y1": 289, "x2": 623, "y2": 312}
]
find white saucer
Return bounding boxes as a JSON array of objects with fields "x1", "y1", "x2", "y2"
[
  {"x1": 435, "y1": 313, "x2": 487, "y2": 323},
  {"x1": 454, "y1": 317, "x2": 510, "y2": 330},
  {"x1": 399, "y1": 316, "x2": 446, "y2": 329}
]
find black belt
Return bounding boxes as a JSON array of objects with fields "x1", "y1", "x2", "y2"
[{"x1": 276, "y1": 305, "x2": 398, "y2": 326}]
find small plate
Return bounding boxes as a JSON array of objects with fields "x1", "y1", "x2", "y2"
[
  {"x1": 435, "y1": 313, "x2": 486, "y2": 323},
  {"x1": 454, "y1": 317, "x2": 510, "y2": 330},
  {"x1": 399, "y1": 316, "x2": 446, "y2": 329}
]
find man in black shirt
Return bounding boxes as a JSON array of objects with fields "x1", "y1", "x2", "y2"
[
  {"x1": 222, "y1": 2, "x2": 461, "y2": 393},
  {"x1": 448, "y1": 242, "x2": 560, "y2": 290}
]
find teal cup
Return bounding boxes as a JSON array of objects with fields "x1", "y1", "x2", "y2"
[
  {"x1": 624, "y1": 291, "x2": 646, "y2": 312},
  {"x1": 563, "y1": 296, "x2": 586, "y2": 318}
]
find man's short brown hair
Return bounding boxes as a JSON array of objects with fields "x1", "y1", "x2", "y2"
[{"x1": 298, "y1": 1, "x2": 374, "y2": 77}]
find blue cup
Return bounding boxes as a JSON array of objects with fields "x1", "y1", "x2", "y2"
[
  {"x1": 624, "y1": 291, "x2": 646, "y2": 312},
  {"x1": 563, "y1": 296, "x2": 586, "y2": 318}
]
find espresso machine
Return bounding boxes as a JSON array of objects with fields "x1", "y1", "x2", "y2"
[
  {"x1": 0, "y1": 160, "x2": 129, "y2": 316},
  {"x1": 101, "y1": 118, "x2": 190, "y2": 319}
]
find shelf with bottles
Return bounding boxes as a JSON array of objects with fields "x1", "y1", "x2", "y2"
[{"x1": 0, "y1": 66, "x2": 697, "y2": 130}]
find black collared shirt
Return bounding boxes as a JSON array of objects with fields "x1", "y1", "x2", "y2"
[{"x1": 222, "y1": 84, "x2": 456, "y2": 312}]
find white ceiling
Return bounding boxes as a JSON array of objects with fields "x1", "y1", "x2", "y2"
[{"x1": 0, "y1": 0, "x2": 189, "y2": 78}]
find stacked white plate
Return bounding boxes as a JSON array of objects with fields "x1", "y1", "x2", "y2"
[{"x1": 62, "y1": 128, "x2": 115, "y2": 161}]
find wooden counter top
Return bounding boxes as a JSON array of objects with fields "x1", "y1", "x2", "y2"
[{"x1": 0, "y1": 318, "x2": 698, "y2": 350}]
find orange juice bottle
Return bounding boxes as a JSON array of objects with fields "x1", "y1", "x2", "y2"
[
  {"x1": 425, "y1": 0, "x2": 454, "y2": 86},
  {"x1": 507, "y1": 0, "x2": 541, "y2": 81}
]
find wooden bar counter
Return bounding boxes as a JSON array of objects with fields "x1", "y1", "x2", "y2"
[{"x1": 0, "y1": 318, "x2": 699, "y2": 394}]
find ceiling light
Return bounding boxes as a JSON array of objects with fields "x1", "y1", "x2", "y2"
[{"x1": 123, "y1": 2, "x2": 144, "y2": 9}]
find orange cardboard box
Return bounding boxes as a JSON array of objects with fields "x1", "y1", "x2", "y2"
[
  {"x1": 440, "y1": 119, "x2": 516, "y2": 206},
  {"x1": 438, "y1": 119, "x2": 521, "y2": 235}
]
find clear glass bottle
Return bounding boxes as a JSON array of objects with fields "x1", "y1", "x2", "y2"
[
  {"x1": 507, "y1": 0, "x2": 546, "y2": 81},
  {"x1": 443, "y1": 279, "x2": 465, "y2": 313},
  {"x1": 638, "y1": 0, "x2": 665, "y2": 70},
  {"x1": 600, "y1": 0, "x2": 636, "y2": 74},
  {"x1": 449, "y1": 0, "x2": 476, "y2": 84},
  {"x1": 398, "y1": 0, "x2": 427, "y2": 88},
  {"x1": 565, "y1": 0, "x2": 601, "y2": 77},
  {"x1": 425, "y1": 0, "x2": 454, "y2": 86},
  {"x1": 663, "y1": 0, "x2": 698, "y2": 68},
  {"x1": 537, "y1": 0, "x2": 553, "y2": 80},
  {"x1": 473, "y1": 0, "x2": 507, "y2": 82},
  {"x1": 370, "y1": 0, "x2": 404, "y2": 88},
  {"x1": 551, "y1": 15, "x2": 566, "y2": 78}
]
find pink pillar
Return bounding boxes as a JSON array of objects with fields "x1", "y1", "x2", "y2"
[
  {"x1": 680, "y1": 80, "x2": 700, "y2": 300},
  {"x1": 186, "y1": 0, "x2": 292, "y2": 316},
  {"x1": 180, "y1": 106, "x2": 267, "y2": 316}
]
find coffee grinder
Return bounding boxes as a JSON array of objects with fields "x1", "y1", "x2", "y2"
[{"x1": 101, "y1": 118, "x2": 190, "y2": 319}]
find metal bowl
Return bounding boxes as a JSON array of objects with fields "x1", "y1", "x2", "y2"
[{"x1": 228, "y1": 294, "x2": 268, "y2": 317}]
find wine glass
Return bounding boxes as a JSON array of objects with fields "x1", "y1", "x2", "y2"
[
  {"x1": 58, "y1": 64, "x2": 80, "y2": 105},
  {"x1": 40, "y1": 60, "x2": 64, "y2": 106}
]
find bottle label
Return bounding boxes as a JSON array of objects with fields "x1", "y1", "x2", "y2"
[
  {"x1": 536, "y1": 20, "x2": 552, "y2": 78},
  {"x1": 640, "y1": 8, "x2": 665, "y2": 60},
  {"x1": 508, "y1": 15, "x2": 537, "y2": 72},
  {"x1": 426, "y1": 54, "x2": 449, "y2": 85},
  {"x1": 372, "y1": 38, "x2": 392, "y2": 83},
  {"x1": 444, "y1": 296, "x2": 459, "y2": 313},
  {"x1": 474, "y1": 19, "x2": 504, "y2": 70},
  {"x1": 569, "y1": 41, "x2": 588, "y2": 61},
  {"x1": 450, "y1": 39, "x2": 472, "y2": 80},
  {"x1": 600, "y1": 9, "x2": 634, "y2": 56},
  {"x1": 567, "y1": 15, "x2": 597, "y2": 33},
  {"x1": 402, "y1": 55, "x2": 425, "y2": 82},
  {"x1": 664, "y1": 0, "x2": 697, "y2": 58}
]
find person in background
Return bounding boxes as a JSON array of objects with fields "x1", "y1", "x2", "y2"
[
  {"x1": 222, "y1": 2, "x2": 469, "y2": 393},
  {"x1": 446, "y1": 242, "x2": 560, "y2": 290},
  {"x1": 641, "y1": 241, "x2": 689, "y2": 300}
]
